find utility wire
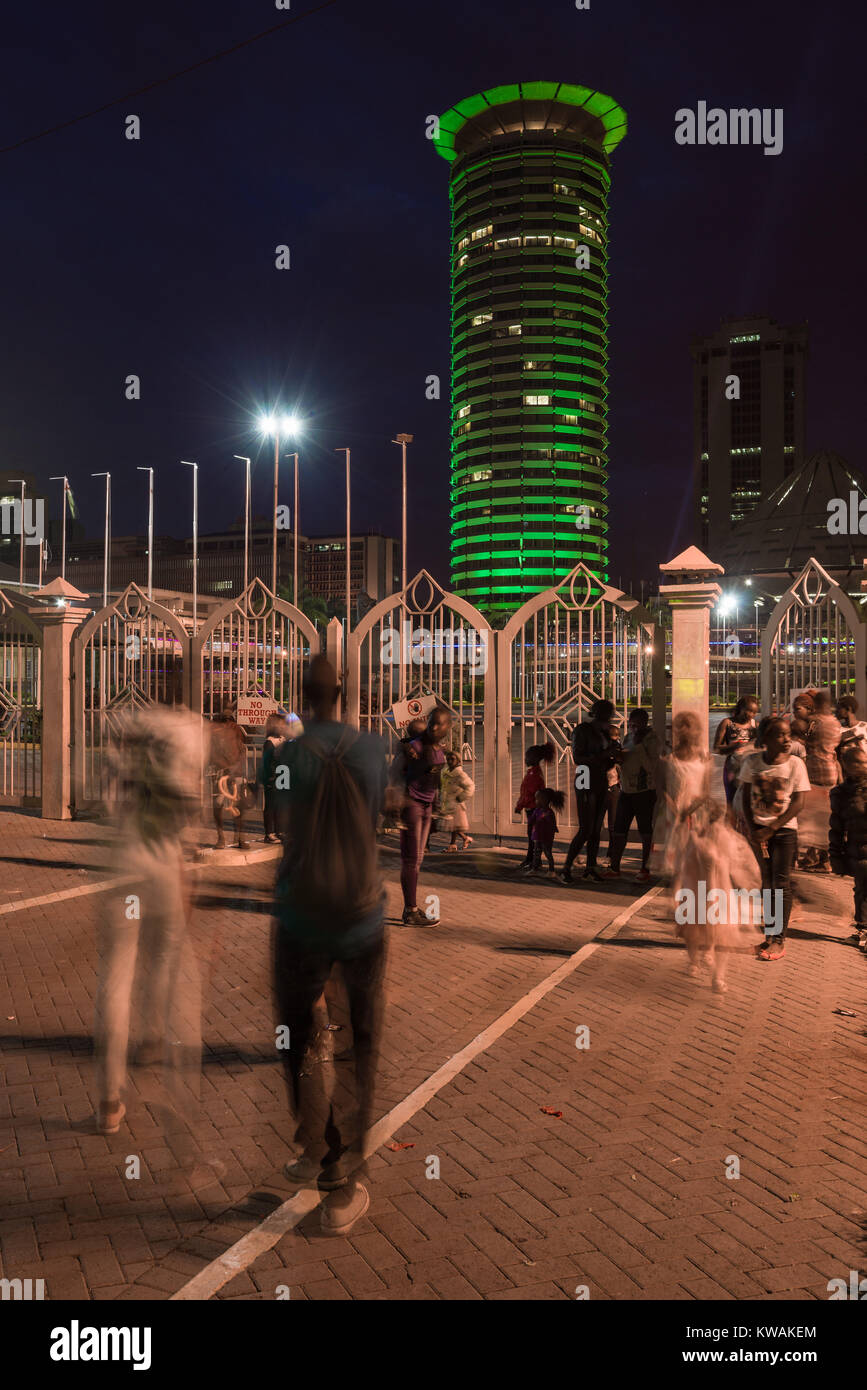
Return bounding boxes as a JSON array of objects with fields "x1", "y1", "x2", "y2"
[{"x1": 1, "y1": 0, "x2": 342, "y2": 155}]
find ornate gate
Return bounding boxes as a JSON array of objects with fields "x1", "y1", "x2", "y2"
[
  {"x1": 346, "y1": 571, "x2": 496, "y2": 832},
  {"x1": 72, "y1": 584, "x2": 190, "y2": 810},
  {"x1": 761, "y1": 557, "x2": 867, "y2": 712},
  {"x1": 0, "y1": 589, "x2": 42, "y2": 805},
  {"x1": 192, "y1": 579, "x2": 320, "y2": 778},
  {"x1": 497, "y1": 564, "x2": 664, "y2": 834}
]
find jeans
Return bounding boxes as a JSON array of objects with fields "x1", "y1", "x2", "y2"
[
  {"x1": 754, "y1": 827, "x2": 798, "y2": 938},
  {"x1": 273, "y1": 928, "x2": 386, "y2": 1181},
  {"x1": 400, "y1": 797, "x2": 433, "y2": 909},
  {"x1": 565, "y1": 785, "x2": 608, "y2": 872}
]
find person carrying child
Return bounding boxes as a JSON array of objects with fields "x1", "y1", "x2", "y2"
[
  {"x1": 525, "y1": 788, "x2": 566, "y2": 875},
  {"x1": 514, "y1": 742, "x2": 555, "y2": 870}
]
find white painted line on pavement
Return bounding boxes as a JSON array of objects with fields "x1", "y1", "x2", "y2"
[
  {"x1": 171, "y1": 880, "x2": 666, "y2": 1301},
  {"x1": 0, "y1": 876, "x2": 140, "y2": 916}
]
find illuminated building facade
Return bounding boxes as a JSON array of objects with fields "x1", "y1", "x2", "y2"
[{"x1": 432, "y1": 81, "x2": 627, "y2": 613}]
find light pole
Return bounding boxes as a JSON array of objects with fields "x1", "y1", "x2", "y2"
[
  {"x1": 49, "y1": 476, "x2": 70, "y2": 581},
  {"x1": 258, "y1": 413, "x2": 303, "y2": 597},
  {"x1": 287, "y1": 451, "x2": 300, "y2": 605},
  {"x1": 182, "y1": 462, "x2": 198, "y2": 629},
  {"x1": 392, "y1": 433, "x2": 413, "y2": 595},
  {"x1": 92, "y1": 472, "x2": 111, "y2": 608},
  {"x1": 233, "y1": 456, "x2": 251, "y2": 593},
  {"x1": 335, "y1": 448, "x2": 351, "y2": 638},
  {"x1": 137, "y1": 467, "x2": 154, "y2": 600},
  {"x1": 8, "y1": 479, "x2": 26, "y2": 587}
]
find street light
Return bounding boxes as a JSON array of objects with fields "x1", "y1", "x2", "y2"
[
  {"x1": 392, "y1": 434, "x2": 413, "y2": 596},
  {"x1": 233, "y1": 456, "x2": 252, "y2": 593},
  {"x1": 137, "y1": 467, "x2": 154, "y2": 600},
  {"x1": 258, "y1": 412, "x2": 303, "y2": 596},
  {"x1": 182, "y1": 461, "x2": 198, "y2": 629},
  {"x1": 334, "y1": 448, "x2": 351, "y2": 639},
  {"x1": 49, "y1": 476, "x2": 71, "y2": 581},
  {"x1": 91, "y1": 472, "x2": 111, "y2": 609}
]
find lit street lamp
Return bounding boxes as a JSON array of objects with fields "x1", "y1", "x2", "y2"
[{"x1": 258, "y1": 413, "x2": 303, "y2": 596}]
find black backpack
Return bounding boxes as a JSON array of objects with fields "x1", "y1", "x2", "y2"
[{"x1": 286, "y1": 727, "x2": 382, "y2": 927}]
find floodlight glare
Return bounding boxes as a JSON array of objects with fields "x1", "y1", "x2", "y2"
[
  {"x1": 258, "y1": 414, "x2": 277, "y2": 435},
  {"x1": 281, "y1": 414, "x2": 302, "y2": 435}
]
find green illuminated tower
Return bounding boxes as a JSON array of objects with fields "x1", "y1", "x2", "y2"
[{"x1": 432, "y1": 81, "x2": 627, "y2": 614}]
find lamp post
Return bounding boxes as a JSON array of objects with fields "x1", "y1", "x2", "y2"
[
  {"x1": 287, "y1": 452, "x2": 300, "y2": 606},
  {"x1": 233, "y1": 456, "x2": 251, "y2": 593},
  {"x1": 257, "y1": 413, "x2": 303, "y2": 597},
  {"x1": 182, "y1": 461, "x2": 198, "y2": 629},
  {"x1": 392, "y1": 434, "x2": 413, "y2": 596},
  {"x1": 49, "y1": 475, "x2": 70, "y2": 581},
  {"x1": 335, "y1": 448, "x2": 351, "y2": 639},
  {"x1": 137, "y1": 467, "x2": 154, "y2": 600},
  {"x1": 91, "y1": 472, "x2": 111, "y2": 608},
  {"x1": 8, "y1": 479, "x2": 26, "y2": 587}
]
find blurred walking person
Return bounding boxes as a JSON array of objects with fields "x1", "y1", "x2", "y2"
[
  {"x1": 273, "y1": 657, "x2": 387, "y2": 1234},
  {"x1": 603, "y1": 708, "x2": 660, "y2": 882},
  {"x1": 799, "y1": 690, "x2": 841, "y2": 872},
  {"x1": 93, "y1": 707, "x2": 209, "y2": 1171}
]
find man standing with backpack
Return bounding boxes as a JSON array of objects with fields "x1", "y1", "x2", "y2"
[{"x1": 272, "y1": 656, "x2": 387, "y2": 1236}]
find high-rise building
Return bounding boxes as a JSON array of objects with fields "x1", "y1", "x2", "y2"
[
  {"x1": 431, "y1": 81, "x2": 627, "y2": 614},
  {"x1": 691, "y1": 315, "x2": 808, "y2": 555}
]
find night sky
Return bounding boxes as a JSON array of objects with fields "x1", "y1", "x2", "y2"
[{"x1": 2, "y1": 0, "x2": 861, "y2": 590}]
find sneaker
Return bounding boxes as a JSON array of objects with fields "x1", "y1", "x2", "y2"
[
  {"x1": 320, "y1": 1181, "x2": 370, "y2": 1236},
  {"x1": 634, "y1": 868, "x2": 651, "y2": 883},
  {"x1": 402, "y1": 907, "x2": 435, "y2": 927},
  {"x1": 554, "y1": 871, "x2": 573, "y2": 885},
  {"x1": 263, "y1": 834, "x2": 279, "y2": 844},
  {"x1": 712, "y1": 978, "x2": 728, "y2": 994},
  {"x1": 582, "y1": 868, "x2": 605, "y2": 883},
  {"x1": 519, "y1": 863, "x2": 535, "y2": 876},
  {"x1": 599, "y1": 868, "x2": 621, "y2": 880},
  {"x1": 97, "y1": 1100, "x2": 126, "y2": 1134}
]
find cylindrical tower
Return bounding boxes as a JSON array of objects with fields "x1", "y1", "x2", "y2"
[{"x1": 432, "y1": 81, "x2": 627, "y2": 615}]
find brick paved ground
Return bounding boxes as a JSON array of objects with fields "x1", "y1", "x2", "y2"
[{"x1": 0, "y1": 809, "x2": 865, "y2": 1301}]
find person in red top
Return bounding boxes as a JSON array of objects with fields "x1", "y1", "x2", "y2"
[{"x1": 515, "y1": 742, "x2": 555, "y2": 869}]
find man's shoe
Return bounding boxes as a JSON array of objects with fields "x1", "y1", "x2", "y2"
[
  {"x1": 583, "y1": 868, "x2": 605, "y2": 883},
  {"x1": 554, "y1": 871, "x2": 572, "y2": 885},
  {"x1": 320, "y1": 1182, "x2": 370, "y2": 1236},
  {"x1": 599, "y1": 868, "x2": 621, "y2": 880},
  {"x1": 634, "y1": 868, "x2": 652, "y2": 883}
]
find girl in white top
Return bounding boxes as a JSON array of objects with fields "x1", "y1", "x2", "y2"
[
  {"x1": 440, "y1": 751, "x2": 476, "y2": 851},
  {"x1": 653, "y1": 711, "x2": 711, "y2": 890}
]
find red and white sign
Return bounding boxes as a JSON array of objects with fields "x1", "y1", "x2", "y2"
[
  {"x1": 389, "y1": 693, "x2": 438, "y2": 731},
  {"x1": 236, "y1": 697, "x2": 281, "y2": 728}
]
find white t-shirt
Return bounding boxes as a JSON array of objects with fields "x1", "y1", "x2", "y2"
[{"x1": 738, "y1": 752, "x2": 810, "y2": 828}]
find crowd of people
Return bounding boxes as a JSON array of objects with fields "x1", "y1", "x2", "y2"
[{"x1": 90, "y1": 666, "x2": 866, "y2": 1233}]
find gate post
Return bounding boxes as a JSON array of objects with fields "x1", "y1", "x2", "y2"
[
  {"x1": 326, "y1": 618, "x2": 344, "y2": 720},
  {"x1": 659, "y1": 548, "x2": 723, "y2": 751},
  {"x1": 28, "y1": 582, "x2": 90, "y2": 820}
]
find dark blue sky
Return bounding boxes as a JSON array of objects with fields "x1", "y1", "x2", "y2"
[{"x1": 2, "y1": 0, "x2": 861, "y2": 588}]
